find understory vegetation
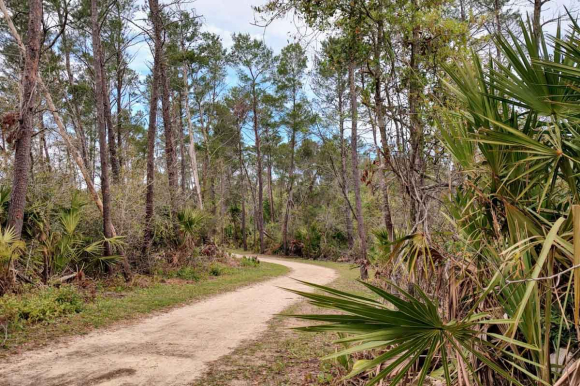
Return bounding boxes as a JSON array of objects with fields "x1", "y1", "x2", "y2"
[
  {"x1": 1, "y1": 0, "x2": 580, "y2": 384},
  {"x1": 0, "y1": 258, "x2": 286, "y2": 353}
]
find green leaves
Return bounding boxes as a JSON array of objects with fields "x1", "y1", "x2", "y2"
[{"x1": 285, "y1": 281, "x2": 518, "y2": 386}]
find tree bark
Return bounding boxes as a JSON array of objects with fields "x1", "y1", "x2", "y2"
[
  {"x1": 116, "y1": 54, "x2": 124, "y2": 174},
  {"x1": 338, "y1": 83, "x2": 354, "y2": 249},
  {"x1": 102, "y1": 70, "x2": 120, "y2": 183},
  {"x1": 408, "y1": 15, "x2": 426, "y2": 233},
  {"x1": 252, "y1": 83, "x2": 265, "y2": 253},
  {"x1": 91, "y1": 0, "x2": 131, "y2": 280},
  {"x1": 40, "y1": 114, "x2": 51, "y2": 173},
  {"x1": 532, "y1": 0, "x2": 543, "y2": 44},
  {"x1": 7, "y1": 0, "x2": 42, "y2": 239},
  {"x1": 177, "y1": 89, "x2": 187, "y2": 193},
  {"x1": 142, "y1": 55, "x2": 160, "y2": 258},
  {"x1": 349, "y1": 62, "x2": 368, "y2": 279},
  {"x1": 115, "y1": 0, "x2": 125, "y2": 173},
  {"x1": 282, "y1": 89, "x2": 298, "y2": 255},
  {"x1": 238, "y1": 140, "x2": 248, "y2": 251},
  {"x1": 267, "y1": 153, "x2": 275, "y2": 222},
  {"x1": 373, "y1": 25, "x2": 395, "y2": 241},
  {"x1": 150, "y1": 0, "x2": 179, "y2": 227},
  {"x1": 282, "y1": 125, "x2": 296, "y2": 255},
  {"x1": 182, "y1": 63, "x2": 203, "y2": 209}
]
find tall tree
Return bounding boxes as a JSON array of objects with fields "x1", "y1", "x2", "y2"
[
  {"x1": 348, "y1": 61, "x2": 368, "y2": 279},
  {"x1": 230, "y1": 34, "x2": 274, "y2": 253},
  {"x1": 90, "y1": 0, "x2": 116, "y2": 264},
  {"x1": 7, "y1": 0, "x2": 42, "y2": 239},
  {"x1": 312, "y1": 36, "x2": 355, "y2": 249},
  {"x1": 274, "y1": 42, "x2": 310, "y2": 255},
  {"x1": 142, "y1": 58, "x2": 161, "y2": 258},
  {"x1": 149, "y1": 0, "x2": 179, "y2": 229}
]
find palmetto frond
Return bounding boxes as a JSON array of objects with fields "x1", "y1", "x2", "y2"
[{"x1": 286, "y1": 280, "x2": 522, "y2": 386}]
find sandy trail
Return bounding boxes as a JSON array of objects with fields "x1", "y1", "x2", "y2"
[{"x1": 0, "y1": 255, "x2": 337, "y2": 386}]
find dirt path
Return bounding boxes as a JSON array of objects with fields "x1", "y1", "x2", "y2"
[{"x1": 0, "y1": 255, "x2": 337, "y2": 386}]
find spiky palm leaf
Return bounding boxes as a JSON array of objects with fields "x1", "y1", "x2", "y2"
[{"x1": 286, "y1": 280, "x2": 524, "y2": 386}]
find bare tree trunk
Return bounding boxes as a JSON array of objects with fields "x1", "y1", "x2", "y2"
[
  {"x1": 142, "y1": 50, "x2": 160, "y2": 260},
  {"x1": 339, "y1": 87, "x2": 354, "y2": 249},
  {"x1": 349, "y1": 62, "x2": 368, "y2": 279},
  {"x1": 40, "y1": 113, "x2": 51, "y2": 173},
  {"x1": 494, "y1": 0, "x2": 502, "y2": 59},
  {"x1": 267, "y1": 153, "x2": 275, "y2": 222},
  {"x1": 372, "y1": 27, "x2": 395, "y2": 241},
  {"x1": 7, "y1": 0, "x2": 42, "y2": 239},
  {"x1": 91, "y1": 0, "x2": 131, "y2": 281},
  {"x1": 57, "y1": 4, "x2": 90, "y2": 172},
  {"x1": 182, "y1": 63, "x2": 203, "y2": 209},
  {"x1": 196, "y1": 96, "x2": 211, "y2": 205},
  {"x1": 102, "y1": 73, "x2": 120, "y2": 183},
  {"x1": 150, "y1": 0, "x2": 179, "y2": 228},
  {"x1": 177, "y1": 90, "x2": 187, "y2": 193},
  {"x1": 115, "y1": 1, "x2": 124, "y2": 173},
  {"x1": 282, "y1": 126, "x2": 296, "y2": 255},
  {"x1": 252, "y1": 83, "x2": 265, "y2": 254},
  {"x1": 532, "y1": 0, "x2": 546, "y2": 45},
  {"x1": 239, "y1": 141, "x2": 248, "y2": 251},
  {"x1": 408, "y1": 15, "x2": 426, "y2": 234},
  {"x1": 116, "y1": 58, "x2": 124, "y2": 174}
]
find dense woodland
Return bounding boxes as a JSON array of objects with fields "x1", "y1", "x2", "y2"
[{"x1": 2, "y1": 0, "x2": 580, "y2": 384}]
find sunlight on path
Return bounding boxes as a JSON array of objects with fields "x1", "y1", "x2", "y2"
[{"x1": 0, "y1": 255, "x2": 337, "y2": 386}]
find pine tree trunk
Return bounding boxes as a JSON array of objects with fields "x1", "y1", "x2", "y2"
[
  {"x1": 91, "y1": 0, "x2": 131, "y2": 281},
  {"x1": 408, "y1": 15, "x2": 426, "y2": 233},
  {"x1": 40, "y1": 114, "x2": 51, "y2": 173},
  {"x1": 252, "y1": 83, "x2": 265, "y2": 254},
  {"x1": 339, "y1": 88, "x2": 354, "y2": 249},
  {"x1": 238, "y1": 122, "x2": 248, "y2": 251},
  {"x1": 349, "y1": 62, "x2": 368, "y2": 279},
  {"x1": 142, "y1": 49, "x2": 160, "y2": 260},
  {"x1": 102, "y1": 68, "x2": 120, "y2": 183},
  {"x1": 372, "y1": 29, "x2": 395, "y2": 241},
  {"x1": 150, "y1": 0, "x2": 179, "y2": 227},
  {"x1": 115, "y1": 1, "x2": 124, "y2": 173},
  {"x1": 116, "y1": 51, "x2": 124, "y2": 174},
  {"x1": 267, "y1": 154, "x2": 275, "y2": 222},
  {"x1": 178, "y1": 90, "x2": 187, "y2": 193},
  {"x1": 182, "y1": 63, "x2": 203, "y2": 209},
  {"x1": 282, "y1": 127, "x2": 296, "y2": 255},
  {"x1": 7, "y1": 0, "x2": 42, "y2": 239}
]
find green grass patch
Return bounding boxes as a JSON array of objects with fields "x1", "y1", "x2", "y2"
[{"x1": 0, "y1": 261, "x2": 289, "y2": 355}]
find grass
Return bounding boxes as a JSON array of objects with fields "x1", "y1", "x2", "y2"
[
  {"x1": 0, "y1": 261, "x2": 289, "y2": 356},
  {"x1": 192, "y1": 257, "x2": 372, "y2": 386}
]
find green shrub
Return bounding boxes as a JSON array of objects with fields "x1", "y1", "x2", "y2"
[
  {"x1": 209, "y1": 263, "x2": 225, "y2": 277},
  {"x1": 240, "y1": 256, "x2": 260, "y2": 268},
  {"x1": 0, "y1": 286, "x2": 84, "y2": 328},
  {"x1": 172, "y1": 267, "x2": 202, "y2": 281}
]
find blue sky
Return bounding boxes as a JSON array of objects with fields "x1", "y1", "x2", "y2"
[
  {"x1": 127, "y1": 0, "x2": 576, "y2": 76},
  {"x1": 127, "y1": 0, "x2": 302, "y2": 79},
  {"x1": 125, "y1": 0, "x2": 578, "y2": 147}
]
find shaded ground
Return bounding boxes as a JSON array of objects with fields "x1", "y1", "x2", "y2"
[{"x1": 0, "y1": 256, "x2": 337, "y2": 386}]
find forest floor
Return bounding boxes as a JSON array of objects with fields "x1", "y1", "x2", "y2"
[{"x1": 0, "y1": 255, "x2": 337, "y2": 386}]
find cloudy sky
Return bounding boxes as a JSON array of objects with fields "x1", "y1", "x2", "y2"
[
  {"x1": 128, "y1": 0, "x2": 577, "y2": 78},
  {"x1": 124, "y1": 0, "x2": 577, "y2": 145},
  {"x1": 128, "y1": 0, "x2": 311, "y2": 78}
]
